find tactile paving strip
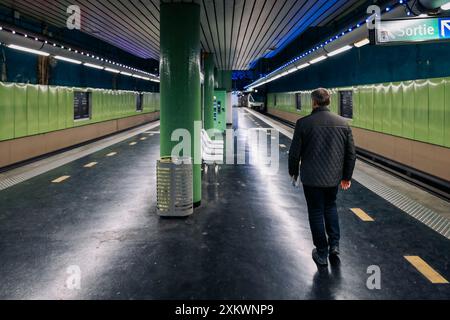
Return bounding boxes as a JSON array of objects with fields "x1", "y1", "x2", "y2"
[
  {"x1": 0, "y1": 176, "x2": 27, "y2": 190},
  {"x1": 353, "y1": 171, "x2": 450, "y2": 240},
  {"x1": 0, "y1": 121, "x2": 160, "y2": 191}
]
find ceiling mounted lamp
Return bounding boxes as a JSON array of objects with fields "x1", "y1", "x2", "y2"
[
  {"x1": 296, "y1": 63, "x2": 310, "y2": 70},
  {"x1": 55, "y1": 55, "x2": 82, "y2": 64},
  {"x1": 327, "y1": 45, "x2": 353, "y2": 57},
  {"x1": 354, "y1": 38, "x2": 370, "y2": 48},
  {"x1": 287, "y1": 67, "x2": 297, "y2": 73},
  {"x1": 104, "y1": 67, "x2": 120, "y2": 74},
  {"x1": 8, "y1": 44, "x2": 49, "y2": 56},
  {"x1": 84, "y1": 63, "x2": 104, "y2": 70},
  {"x1": 414, "y1": 0, "x2": 450, "y2": 14},
  {"x1": 309, "y1": 55, "x2": 327, "y2": 64}
]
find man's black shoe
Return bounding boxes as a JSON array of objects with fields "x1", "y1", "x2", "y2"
[
  {"x1": 312, "y1": 249, "x2": 328, "y2": 267},
  {"x1": 330, "y1": 246, "x2": 340, "y2": 257}
]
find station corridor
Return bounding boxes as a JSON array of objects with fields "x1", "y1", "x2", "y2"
[{"x1": 0, "y1": 107, "x2": 448, "y2": 300}]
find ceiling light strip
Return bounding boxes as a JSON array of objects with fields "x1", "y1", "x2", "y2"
[
  {"x1": 0, "y1": 25, "x2": 159, "y2": 81},
  {"x1": 245, "y1": 0, "x2": 407, "y2": 90}
]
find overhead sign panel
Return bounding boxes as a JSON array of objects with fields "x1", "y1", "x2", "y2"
[{"x1": 376, "y1": 17, "x2": 450, "y2": 44}]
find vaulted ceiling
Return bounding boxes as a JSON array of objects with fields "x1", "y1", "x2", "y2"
[{"x1": 1, "y1": 0, "x2": 364, "y2": 70}]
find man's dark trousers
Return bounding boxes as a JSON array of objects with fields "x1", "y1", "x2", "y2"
[{"x1": 303, "y1": 185, "x2": 340, "y2": 257}]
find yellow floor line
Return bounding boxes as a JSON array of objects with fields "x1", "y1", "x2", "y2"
[
  {"x1": 52, "y1": 176, "x2": 70, "y2": 183},
  {"x1": 129, "y1": 142, "x2": 137, "y2": 146},
  {"x1": 404, "y1": 256, "x2": 449, "y2": 284},
  {"x1": 84, "y1": 162, "x2": 98, "y2": 168},
  {"x1": 106, "y1": 152, "x2": 117, "y2": 157},
  {"x1": 350, "y1": 208, "x2": 375, "y2": 222}
]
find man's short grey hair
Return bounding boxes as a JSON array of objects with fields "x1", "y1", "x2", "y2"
[{"x1": 311, "y1": 88, "x2": 330, "y2": 107}]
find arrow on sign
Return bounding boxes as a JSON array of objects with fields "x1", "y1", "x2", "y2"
[{"x1": 441, "y1": 19, "x2": 450, "y2": 37}]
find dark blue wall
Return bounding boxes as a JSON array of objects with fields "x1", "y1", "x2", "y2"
[
  {"x1": 0, "y1": 5, "x2": 159, "y2": 74},
  {"x1": 0, "y1": 4, "x2": 159, "y2": 92},
  {"x1": 1, "y1": 45, "x2": 159, "y2": 91},
  {"x1": 1, "y1": 46, "x2": 37, "y2": 83},
  {"x1": 50, "y1": 58, "x2": 159, "y2": 91},
  {"x1": 266, "y1": 41, "x2": 450, "y2": 92}
]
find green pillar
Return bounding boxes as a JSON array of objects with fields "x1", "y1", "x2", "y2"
[
  {"x1": 160, "y1": 3, "x2": 202, "y2": 206},
  {"x1": 203, "y1": 53, "x2": 215, "y2": 132}
]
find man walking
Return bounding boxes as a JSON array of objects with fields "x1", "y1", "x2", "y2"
[{"x1": 289, "y1": 88, "x2": 356, "y2": 267}]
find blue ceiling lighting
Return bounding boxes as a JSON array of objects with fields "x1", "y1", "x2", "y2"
[
  {"x1": 245, "y1": 0, "x2": 409, "y2": 90},
  {"x1": 264, "y1": 0, "x2": 341, "y2": 59},
  {"x1": 0, "y1": 25, "x2": 159, "y2": 82}
]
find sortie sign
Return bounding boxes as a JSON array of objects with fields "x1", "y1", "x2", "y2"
[{"x1": 376, "y1": 17, "x2": 450, "y2": 44}]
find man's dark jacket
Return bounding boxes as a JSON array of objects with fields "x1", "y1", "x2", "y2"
[{"x1": 288, "y1": 106, "x2": 356, "y2": 187}]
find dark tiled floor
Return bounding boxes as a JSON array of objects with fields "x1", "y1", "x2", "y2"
[{"x1": 0, "y1": 108, "x2": 448, "y2": 300}]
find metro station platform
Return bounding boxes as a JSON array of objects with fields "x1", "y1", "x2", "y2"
[{"x1": 0, "y1": 107, "x2": 448, "y2": 300}]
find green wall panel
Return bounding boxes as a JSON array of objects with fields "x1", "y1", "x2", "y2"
[
  {"x1": 360, "y1": 86, "x2": 374, "y2": 130},
  {"x1": 148, "y1": 93, "x2": 153, "y2": 112},
  {"x1": 352, "y1": 88, "x2": 360, "y2": 128},
  {"x1": 91, "y1": 90, "x2": 99, "y2": 122},
  {"x1": 129, "y1": 93, "x2": 134, "y2": 115},
  {"x1": 27, "y1": 85, "x2": 40, "y2": 135},
  {"x1": 125, "y1": 93, "x2": 129, "y2": 116},
  {"x1": 105, "y1": 91, "x2": 110, "y2": 120},
  {"x1": 402, "y1": 81, "x2": 415, "y2": 139},
  {"x1": 56, "y1": 87, "x2": 66, "y2": 130},
  {"x1": 428, "y1": 78, "x2": 445, "y2": 146},
  {"x1": 353, "y1": 88, "x2": 362, "y2": 128},
  {"x1": 109, "y1": 91, "x2": 115, "y2": 118},
  {"x1": 142, "y1": 93, "x2": 148, "y2": 112},
  {"x1": 0, "y1": 83, "x2": 15, "y2": 140},
  {"x1": 152, "y1": 93, "x2": 157, "y2": 112},
  {"x1": 38, "y1": 85, "x2": 49, "y2": 134},
  {"x1": 150, "y1": 93, "x2": 155, "y2": 112},
  {"x1": 120, "y1": 92, "x2": 125, "y2": 117},
  {"x1": 266, "y1": 76, "x2": 450, "y2": 148},
  {"x1": 373, "y1": 85, "x2": 384, "y2": 132},
  {"x1": 112, "y1": 91, "x2": 118, "y2": 118},
  {"x1": 110, "y1": 91, "x2": 114, "y2": 117},
  {"x1": 96, "y1": 90, "x2": 102, "y2": 121},
  {"x1": 329, "y1": 90, "x2": 335, "y2": 114},
  {"x1": 391, "y1": 83, "x2": 403, "y2": 137},
  {"x1": 445, "y1": 80, "x2": 450, "y2": 148},
  {"x1": 381, "y1": 84, "x2": 392, "y2": 134},
  {"x1": 14, "y1": 84, "x2": 28, "y2": 138},
  {"x1": 48, "y1": 86, "x2": 59, "y2": 131},
  {"x1": 0, "y1": 81, "x2": 160, "y2": 142},
  {"x1": 103, "y1": 91, "x2": 109, "y2": 120},
  {"x1": 66, "y1": 89, "x2": 74, "y2": 129},
  {"x1": 414, "y1": 80, "x2": 429, "y2": 142}
]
